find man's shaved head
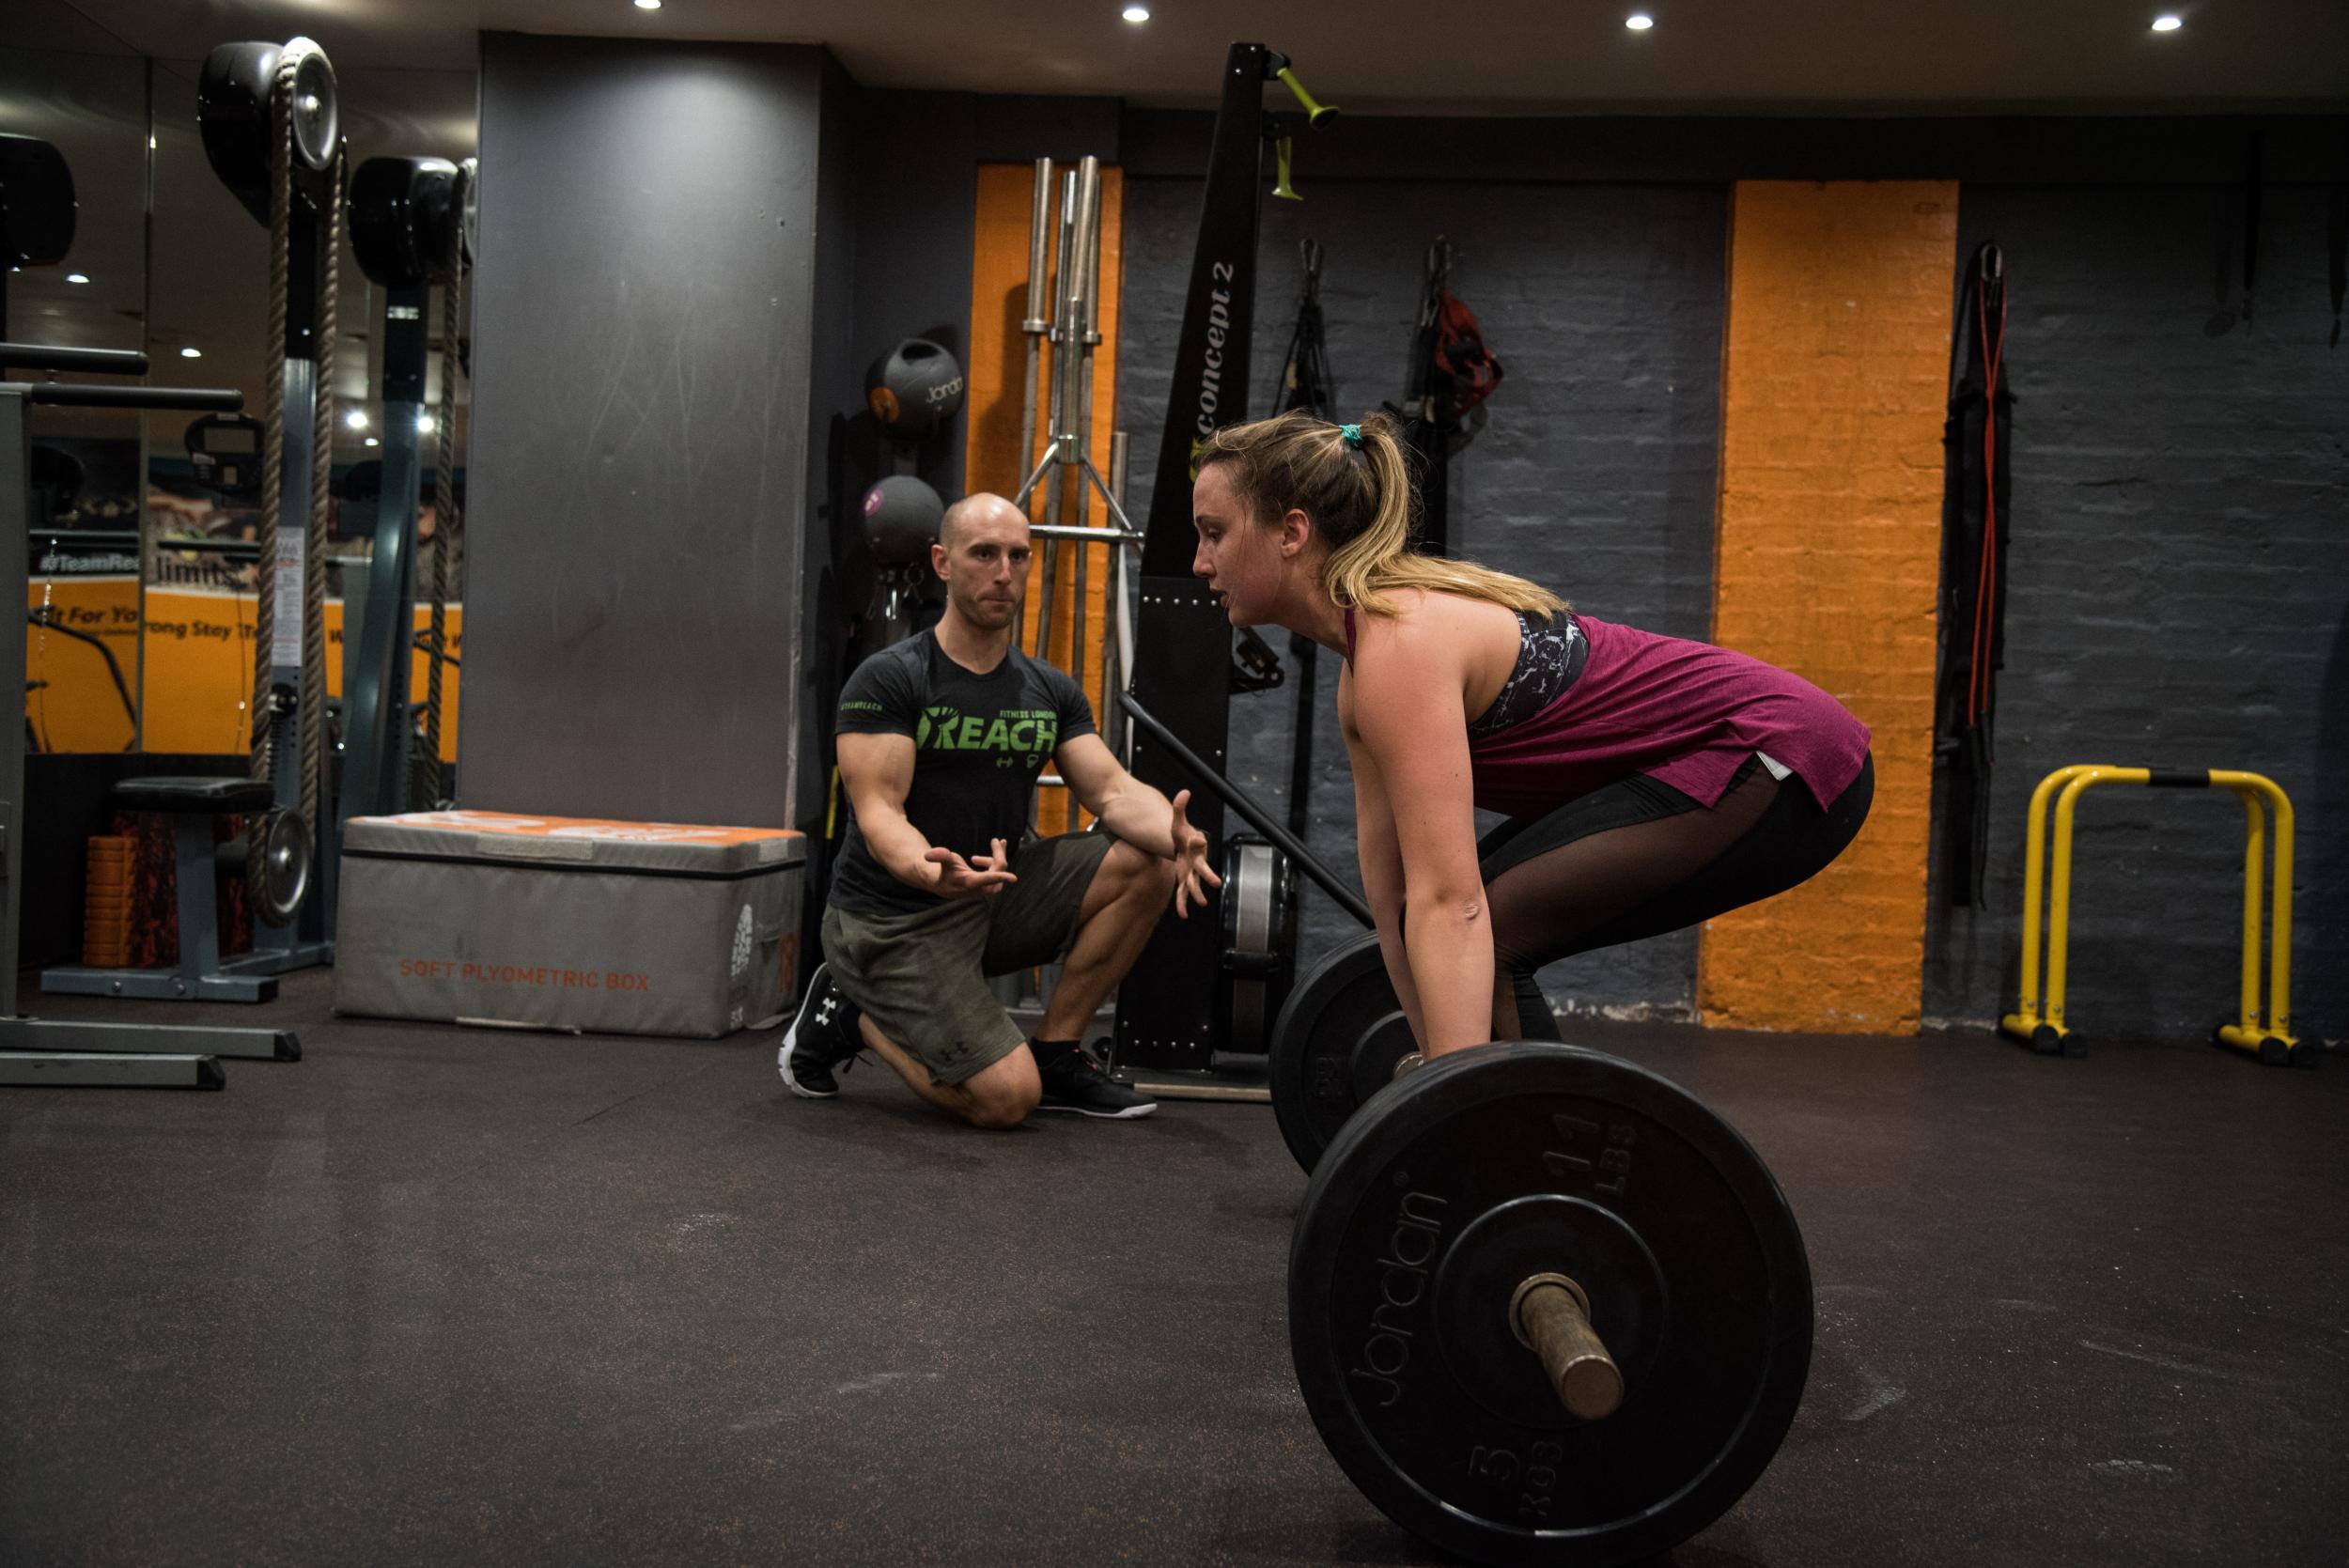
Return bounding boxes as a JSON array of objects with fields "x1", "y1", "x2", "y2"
[
  {"x1": 931, "y1": 490, "x2": 1032, "y2": 639},
  {"x1": 940, "y1": 491, "x2": 1029, "y2": 551}
]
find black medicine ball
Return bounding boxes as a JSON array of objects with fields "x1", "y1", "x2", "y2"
[
  {"x1": 865, "y1": 338, "x2": 967, "y2": 439},
  {"x1": 861, "y1": 474, "x2": 945, "y2": 567}
]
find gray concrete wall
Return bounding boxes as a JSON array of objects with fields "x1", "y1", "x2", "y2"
[{"x1": 464, "y1": 33, "x2": 829, "y2": 828}]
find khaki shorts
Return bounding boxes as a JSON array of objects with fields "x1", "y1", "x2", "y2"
[{"x1": 819, "y1": 831, "x2": 1114, "y2": 1086}]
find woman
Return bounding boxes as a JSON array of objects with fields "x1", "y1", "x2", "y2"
[{"x1": 1190, "y1": 411, "x2": 1874, "y2": 1058}]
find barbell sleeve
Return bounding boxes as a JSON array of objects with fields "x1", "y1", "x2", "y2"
[
  {"x1": 1022, "y1": 157, "x2": 1054, "y2": 334},
  {"x1": 1510, "y1": 1274, "x2": 1625, "y2": 1421}
]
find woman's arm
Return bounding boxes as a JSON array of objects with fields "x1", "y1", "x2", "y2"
[
  {"x1": 1347, "y1": 617, "x2": 1494, "y2": 1057},
  {"x1": 1343, "y1": 700, "x2": 1429, "y2": 1048}
]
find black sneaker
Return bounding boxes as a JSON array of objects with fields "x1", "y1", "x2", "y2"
[
  {"x1": 779, "y1": 963, "x2": 861, "y2": 1099},
  {"x1": 1034, "y1": 1043, "x2": 1157, "y2": 1120}
]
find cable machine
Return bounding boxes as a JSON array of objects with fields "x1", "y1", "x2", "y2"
[
  {"x1": 344, "y1": 152, "x2": 474, "y2": 820},
  {"x1": 0, "y1": 131, "x2": 298, "y2": 1083}
]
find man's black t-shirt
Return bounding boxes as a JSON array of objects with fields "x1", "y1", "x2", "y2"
[{"x1": 831, "y1": 630, "x2": 1097, "y2": 917}]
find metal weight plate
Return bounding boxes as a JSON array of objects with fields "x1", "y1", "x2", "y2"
[
  {"x1": 1268, "y1": 931, "x2": 1414, "y2": 1172},
  {"x1": 249, "y1": 807, "x2": 313, "y2": 928},
  {"x1": 1288, "y1": 1042, "x2": 1812, "y2": 1568},
  {"x1": 1216, "y1": 835, "x2": 1299, "y2": 1055}
]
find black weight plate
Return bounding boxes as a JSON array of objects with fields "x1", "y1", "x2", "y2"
[
  {"x1": 1268, "y1": 932, "x2": 1414, "y2": 1173},
  {"x1": 251, "y1": 808, "x2": 313, "y2": 928},
  {"x1": 1289, "y1": 1042, "x2": 1812, "y2": 1568}
]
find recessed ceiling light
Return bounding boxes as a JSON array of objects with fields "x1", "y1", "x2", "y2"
[
  {"x1": 633, "y1": 0, "x2": 661, "y2": 9},
  {"x1": 345, "y1": 409, "x2": 370, "y2": 430},
  {"x1": 179, "y1": 346, "x2": 202, "y2": 359},
  {"x1": 365, "y1": 437, "x2": 380, "y2": 447},
  {"x1": 1122, "y1": 4, "x2": 1151, "y2": 20},
  {"x1": 66, "y1": 272, "x2": 90, "y2": 285},
  {"x1": 2150, "y1": 13, "x2": 2182, "y2": 30},
  {"x1": 1626, "y1": 12, "x2": 1655, "y2": 29}
]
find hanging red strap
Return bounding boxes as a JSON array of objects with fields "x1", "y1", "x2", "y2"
[
  {"x1": 1431, "y1": 290, "x2": 1503, "y2": 422},
  {"x1": 1966, "y1": 266, "x2": 2007, "y2": 732}
]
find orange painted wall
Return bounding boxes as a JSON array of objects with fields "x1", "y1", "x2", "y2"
[
  {"x1": 1698, "y1": 181, "x2": 1956, "y2": 1035},
  {"x1": 967, "y1": 163, "x2": 1124, "y2": 832}
]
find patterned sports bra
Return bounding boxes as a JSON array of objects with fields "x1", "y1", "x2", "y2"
[{"x1": 1467, "y1": 613, "x2": 1588, "y2": 739}]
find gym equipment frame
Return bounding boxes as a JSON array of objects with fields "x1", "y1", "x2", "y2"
[
  {"x1": 2, "y1": 362, "x2": 300, "y2": 1088},
  {"x1": 1999, "y1": 764, "x2": 2305, "y2": 1066},
  {"x1": 1121, "y1": 41, "x2": 1334, "y2": 1072}
]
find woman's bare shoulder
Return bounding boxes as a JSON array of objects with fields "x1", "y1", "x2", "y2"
[{"x1": 1363, "y1": 588, "x2": 1511, "y2": 647}]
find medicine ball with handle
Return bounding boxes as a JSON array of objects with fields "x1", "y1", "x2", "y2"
[{"x1": 865, "y1": 338, "x2": 967, "y2": 440}]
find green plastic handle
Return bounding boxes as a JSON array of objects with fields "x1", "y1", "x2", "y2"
[{"x1": 1275, "y1": 66, "x2": 1338, "y2": 127}]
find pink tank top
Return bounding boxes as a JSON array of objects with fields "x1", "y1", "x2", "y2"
[{"x1": 1346, "y1": 610, "x2": 1871, "y2": 816}]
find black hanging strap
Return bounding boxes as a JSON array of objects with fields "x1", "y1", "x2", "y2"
[
  {"x1": 1392, "y1": 238, "x2": 1454, "y2": 556},
  {"x1": 1275, "y1": 240, "x2": 1330, "y2": 839},
  {"x1": 1934, "y1": 241, "x2": 2014, "y2": 908},
  {"x1": 1280, "y1": 239, "x2": 1330, "y2": 416}
]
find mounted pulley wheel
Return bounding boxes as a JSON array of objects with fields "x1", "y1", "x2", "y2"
[{"x1": 1215, "y1": 834, "x2": 1298, "y2": 1056}]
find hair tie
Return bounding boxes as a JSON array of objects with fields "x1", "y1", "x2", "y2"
[{"x1": 1338, "y1": 423, "x2": 1363, "y2": 447}]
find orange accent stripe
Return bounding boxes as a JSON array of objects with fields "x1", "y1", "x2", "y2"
[
  {"x1": 967, "y1": 163, "x2": 1124, "y2": 833},
  {"x1": 1697, "y1": 180, "x2": 1957, "y2": 1036}
]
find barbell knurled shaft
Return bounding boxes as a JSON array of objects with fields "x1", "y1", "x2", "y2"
[{"x1": 1510, "y1": 1273, "x2": 1626, "y2": 1421}]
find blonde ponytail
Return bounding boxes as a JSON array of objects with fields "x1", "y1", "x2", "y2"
[{"x1": 1195, "y1": 411, "x2": 1563, "y2": 619}]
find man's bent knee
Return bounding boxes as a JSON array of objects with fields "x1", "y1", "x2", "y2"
[
  {"x1": 1116, "y1": 840, "x2": 1181, "y2": 905},
  {"x1": 959, "y1": 1047, "x2": 1040, "y2": 1128},
  {"x1": 1081, "y1": 838, "x2": 1176, "y2": 926},
  {"x1": 1101, "y1": 837, "x2": 1169, "y2": 893}
]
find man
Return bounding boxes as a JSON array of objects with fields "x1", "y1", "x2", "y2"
[{"x1": 781, "y1": 491, "x2": 1219, "y2": 1126}]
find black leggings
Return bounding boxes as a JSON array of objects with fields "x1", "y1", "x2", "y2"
[{"x1": 1471, "y1": 753, "x2": 1875, "y2": 1039}]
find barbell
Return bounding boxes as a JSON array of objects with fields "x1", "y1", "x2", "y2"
[
  {"x1": 1289, "y1": 1039, "x2": 1813, "y2": 1566},
  {"x1": 1112, "y1": 694, "x2": 1812, "y2": 1560}
]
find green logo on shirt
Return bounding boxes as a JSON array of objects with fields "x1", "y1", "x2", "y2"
[{"x1": 916, "y1": 705, "x2": 1058, "y2": 768}]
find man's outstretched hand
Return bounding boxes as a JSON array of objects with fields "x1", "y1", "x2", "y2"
[
  {"x1": 1167, "y1": 789, "x2": 1222, "y2": 918},
  {"x1": 927, "y1": 839, "x2": 1019, "y2": 898}
]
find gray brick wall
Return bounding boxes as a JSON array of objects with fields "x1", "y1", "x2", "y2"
[
  {"x1": 1929, "y1": 183, "x2": 2347, "y2": 1048},
  {"x1": 1116, "y1": 172, "x2": 2344, "y2": 1048},
  {"x1": 1116, "y1": 179, "x2": 1728, "y2": 1020}
]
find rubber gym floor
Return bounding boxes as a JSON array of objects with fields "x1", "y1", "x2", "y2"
[{"x1": 3, "y1": 971, "x2": 2342, "y2": 1567}]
